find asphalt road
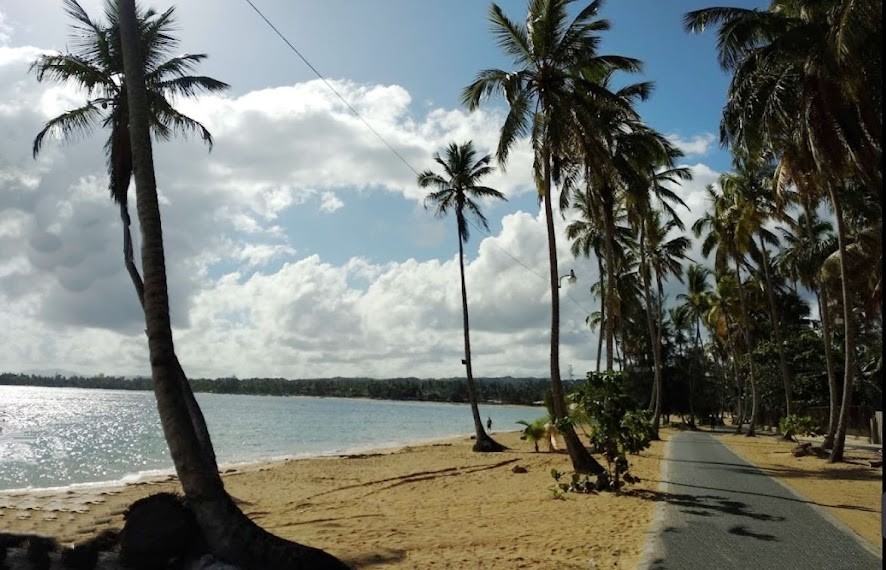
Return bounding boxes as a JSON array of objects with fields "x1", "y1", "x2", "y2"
[{"x1": 638, "y1": 431, "x2": 882, "y2": 569}]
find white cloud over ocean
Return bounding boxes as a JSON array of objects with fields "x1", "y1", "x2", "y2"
[{"x1": 0, "y1": 35, "x2": 721, "y2": 379}]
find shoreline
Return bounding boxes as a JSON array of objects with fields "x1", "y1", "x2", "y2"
[{"x1": 0, "y1": 430, "x2": 512, "y2": 495}]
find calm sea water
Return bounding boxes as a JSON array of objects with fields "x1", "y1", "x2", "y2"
[{"x1": 0, "y1": 385, "x2": 541, "y2": 491}]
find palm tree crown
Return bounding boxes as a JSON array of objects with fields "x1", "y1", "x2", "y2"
[
  {"x1": 31, "y1": 0, "x2": 229, "y2": 205},
  {"x1": 418, "y1": 141, "x2": 506, "y2": 242}
]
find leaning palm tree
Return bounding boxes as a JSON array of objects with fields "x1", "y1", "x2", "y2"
[
  {"x1": 117, "y1": 1, "x2": 346, "y2": 567},
  {"x1": 418, "y1": 141, "x2": 507, "y2": 452},
  {"x1": 685, "y1": 1, "x2": 881, "y2": 460},
  {"x1": 31, "y1": 0, "x2": 228, "y2": 466},
  {"x1": 462, "y1": 0, "x2": 640, "y2": 475}
]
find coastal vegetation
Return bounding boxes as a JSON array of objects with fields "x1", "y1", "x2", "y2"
[{"x1": 0, "y1": 372, "x2": 556, "y2": 406}]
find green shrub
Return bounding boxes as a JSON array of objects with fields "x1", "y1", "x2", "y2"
[
  {"x1": 779, "y1": 414, "x2": 821, "y2": 443},
  {"x1": 573, "y1": 371, "x2": 654, "y2": 491}
]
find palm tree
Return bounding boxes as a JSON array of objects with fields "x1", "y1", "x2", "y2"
[
  {"x1": 31, "y1": 0, "x2": 228, "y2": 467},
  {"x1": 567, "y1": 188, "x2": 607, "y2": 370},
  {"x1": 684, "y1": 2, "x2": 881, "y2": 193},
  {"x1": 118, "y1": 1, "x2": 346, "y2": 567},
  {"x1": 693, "y1": 180, "x2": 761, "y2": 435},
  {"x1": 678, "y1": 265, "x2": 712, "y2": 428},
  {"x1": 685, "y1": 1, "x2": 881, "y2": 460},
  {"x1": 775, "y1": 211, "x2": 839, "y2": 446},
  {"x1": 644, "y1": 210, "x2": 690, "y2": 433},
  {"x1": 705, "y1": 272, "x2": 745, "y2": 432},
  {"x1": 516, "y1": 419, "x2": 547, "y2": 452},
  {"x1": 567, "y1": 187, "x2": 632, "y2": 371},
  {"x1": 727, "y1": 158, "x2": 795, "y2": 419},
  {"x1": 462, "y1": 0, "x2": 640, "y2": 475},
  {"x1": 418, "y1": 141, "x2": 507, "y2": 452}
]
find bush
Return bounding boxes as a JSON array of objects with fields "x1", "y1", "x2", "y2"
[
  {"x1": 779, "y1": 414, "x2": 821, "y2": 443},
  {"x1": 572, "y1": 371, "x2": 654, "y2": 491}
]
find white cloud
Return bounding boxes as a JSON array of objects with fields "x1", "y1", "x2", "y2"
[
  {"x1": 0, "y1": 33, "x2": 723, "y2": 379},
  {"x1": 319, "y1": 191, "x2": 344, "y2": 213},
  {"x1": 0, "y1": 12, "x2": 13, "y2": 46},
  {"x1": 667, "y1": 133, "x2": 717, "y2": 157}
]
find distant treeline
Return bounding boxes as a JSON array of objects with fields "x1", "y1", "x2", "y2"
[{"x1": 0, "y1": 373, "x2": 558, "y2": 406}]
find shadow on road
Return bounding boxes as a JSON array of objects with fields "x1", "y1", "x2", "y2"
[
  {"x1": 624, "y1": 489, "x2": 785, "y2": 522},
  {"x1": 728, "y1": 525, "x2": 779, "y2": 542},
  {"x1": 662, "y1": 456, "x2": 881, "y2": 483},
  {"x1": 633, "y1": 479, "x2": 877, "y2": 514}
]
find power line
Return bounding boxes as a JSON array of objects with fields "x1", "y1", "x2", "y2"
[{"x1": 241, "y1": 0, "x2": 593, "y2": 316}]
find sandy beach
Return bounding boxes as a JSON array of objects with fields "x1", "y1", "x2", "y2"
[{"x1": 0, "y1": 430, "x2": 669, "y2": 569}]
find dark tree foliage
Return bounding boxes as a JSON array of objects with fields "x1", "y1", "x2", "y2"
[{"x1": 0, "y1": 373, "x2": 554, "y2": 406}]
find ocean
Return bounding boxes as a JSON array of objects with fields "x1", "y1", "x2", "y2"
[{"x1": 0, "y1": 385, "x2": 542, "y2": 491}]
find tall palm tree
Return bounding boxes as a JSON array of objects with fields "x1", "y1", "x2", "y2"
[
  {"x1": 679, "y1": 265, "x2": 712, "y2": 429},
  {"x1": 685, "y1": 1, "x2": 881, "y2": 460},
  {"x1": 726, "y1": 158, "x2": 795, "y2": 419},
  {"x1": 705, "y1": 272, "x2": 745, "y2": 432},
  {"x1": 775, "y1": 211, "x2": 839, "y2": 446},
  {"x1": 418, "y1": 141, "x2": 507, "y2": 452},
  {"x1": 693, "y1": 180, "x2": 761, "y2": 435},
  {"x1": 117, "y1": 1, "x2": 346, "y2": 567},
  {"x1": 567, "y1": 187, "x2": 607, "y2": 370},
  {"x1": 567, "y1": 188, "x2": 632, "y2": 371},
  {"x1": 462, "y1": 0, "x2": 641, "y2": 475},
  {"x1": 31, "y1": 0, "x2": 228, "y2": 467},
  {"x1": 644, "y1": 210, "x2": 690, "y2": 433}
]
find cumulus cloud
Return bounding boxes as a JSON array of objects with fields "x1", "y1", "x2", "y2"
[
  {"x1": 0, "y1": 32, "x2": 722, "y2": 379},
  {"x1": 667, "y1": 133, "x2": 718, "y2": 158}
]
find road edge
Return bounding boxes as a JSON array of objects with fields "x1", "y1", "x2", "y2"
[{"x1": 636, "y1": 433, "x2": 675, "y2": 569}]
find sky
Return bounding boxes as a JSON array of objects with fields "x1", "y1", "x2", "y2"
[{"x1": 0, "y1": 0, "x2": 769, "y2": 379}]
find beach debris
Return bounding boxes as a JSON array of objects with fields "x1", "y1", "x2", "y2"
[
  {"x1": 791, "y1": 442, "x2": 813, "y2": 457},
  {"x1": 511, "y1": 465, "x2": 528, "y2": 474}
]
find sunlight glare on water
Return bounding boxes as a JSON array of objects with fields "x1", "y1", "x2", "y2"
[{"x1": 0, "y1": 385, "x2": 540, "y2": 490}]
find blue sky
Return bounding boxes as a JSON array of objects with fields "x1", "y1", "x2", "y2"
[{"x1": 0, "y1": 0, "x2": 769, "y2": 378}]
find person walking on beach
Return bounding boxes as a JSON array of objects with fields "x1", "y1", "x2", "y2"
[{"x1": 487, "y1": 417, "x2": 492, "y2": 430}]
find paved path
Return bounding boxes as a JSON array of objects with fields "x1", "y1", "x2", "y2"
[{"x1": 638, "y1": 431, "x2": 881, "y2": 569}]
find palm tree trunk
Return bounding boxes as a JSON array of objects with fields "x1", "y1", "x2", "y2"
[
  {"x1": 596, "y1": 256, "x2": 605, "y2": 372},
  {"x1": 654, "y1": 274, "x2": 668, "y2": 432},
  {"x1": 733, "y1": 257, "x2": 758, "y2": 436},
  {"x1": 638, "y1": 219, "x2": 662, "y2": 438},
  {"x1": 601, "y1": 190, "x2": 618, "y2": 371},
  {"x1": 728, "y1": 335, "x2": 743, "y2": 434},
  {"x1": 119, "y1": 4, "x2": 347, "y2": 567},
  {"x1": 818, "y1": 288, "x2": 839, "y2": 449},
  {"x1": 827, "y1": 187, "x2": 856, "y2": 463},
  {"x1": 542, "y1": 151, "x2": 603, "y2": 475},
  {"x1": 690, "y1": 318, "x2": 703, "y2": 429},
  {"x1": 799, "y1": 195, "x2": 839, "y2": 450},
  {"x1": 757, "y1": 233, "x2": 793, "y2": 419},
  {"x1": 121, "y1": 200, "x2": 217, "y2": 469},
  {"x1": 456, "y1": 215, "x2": 504, "y2": 453}
]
